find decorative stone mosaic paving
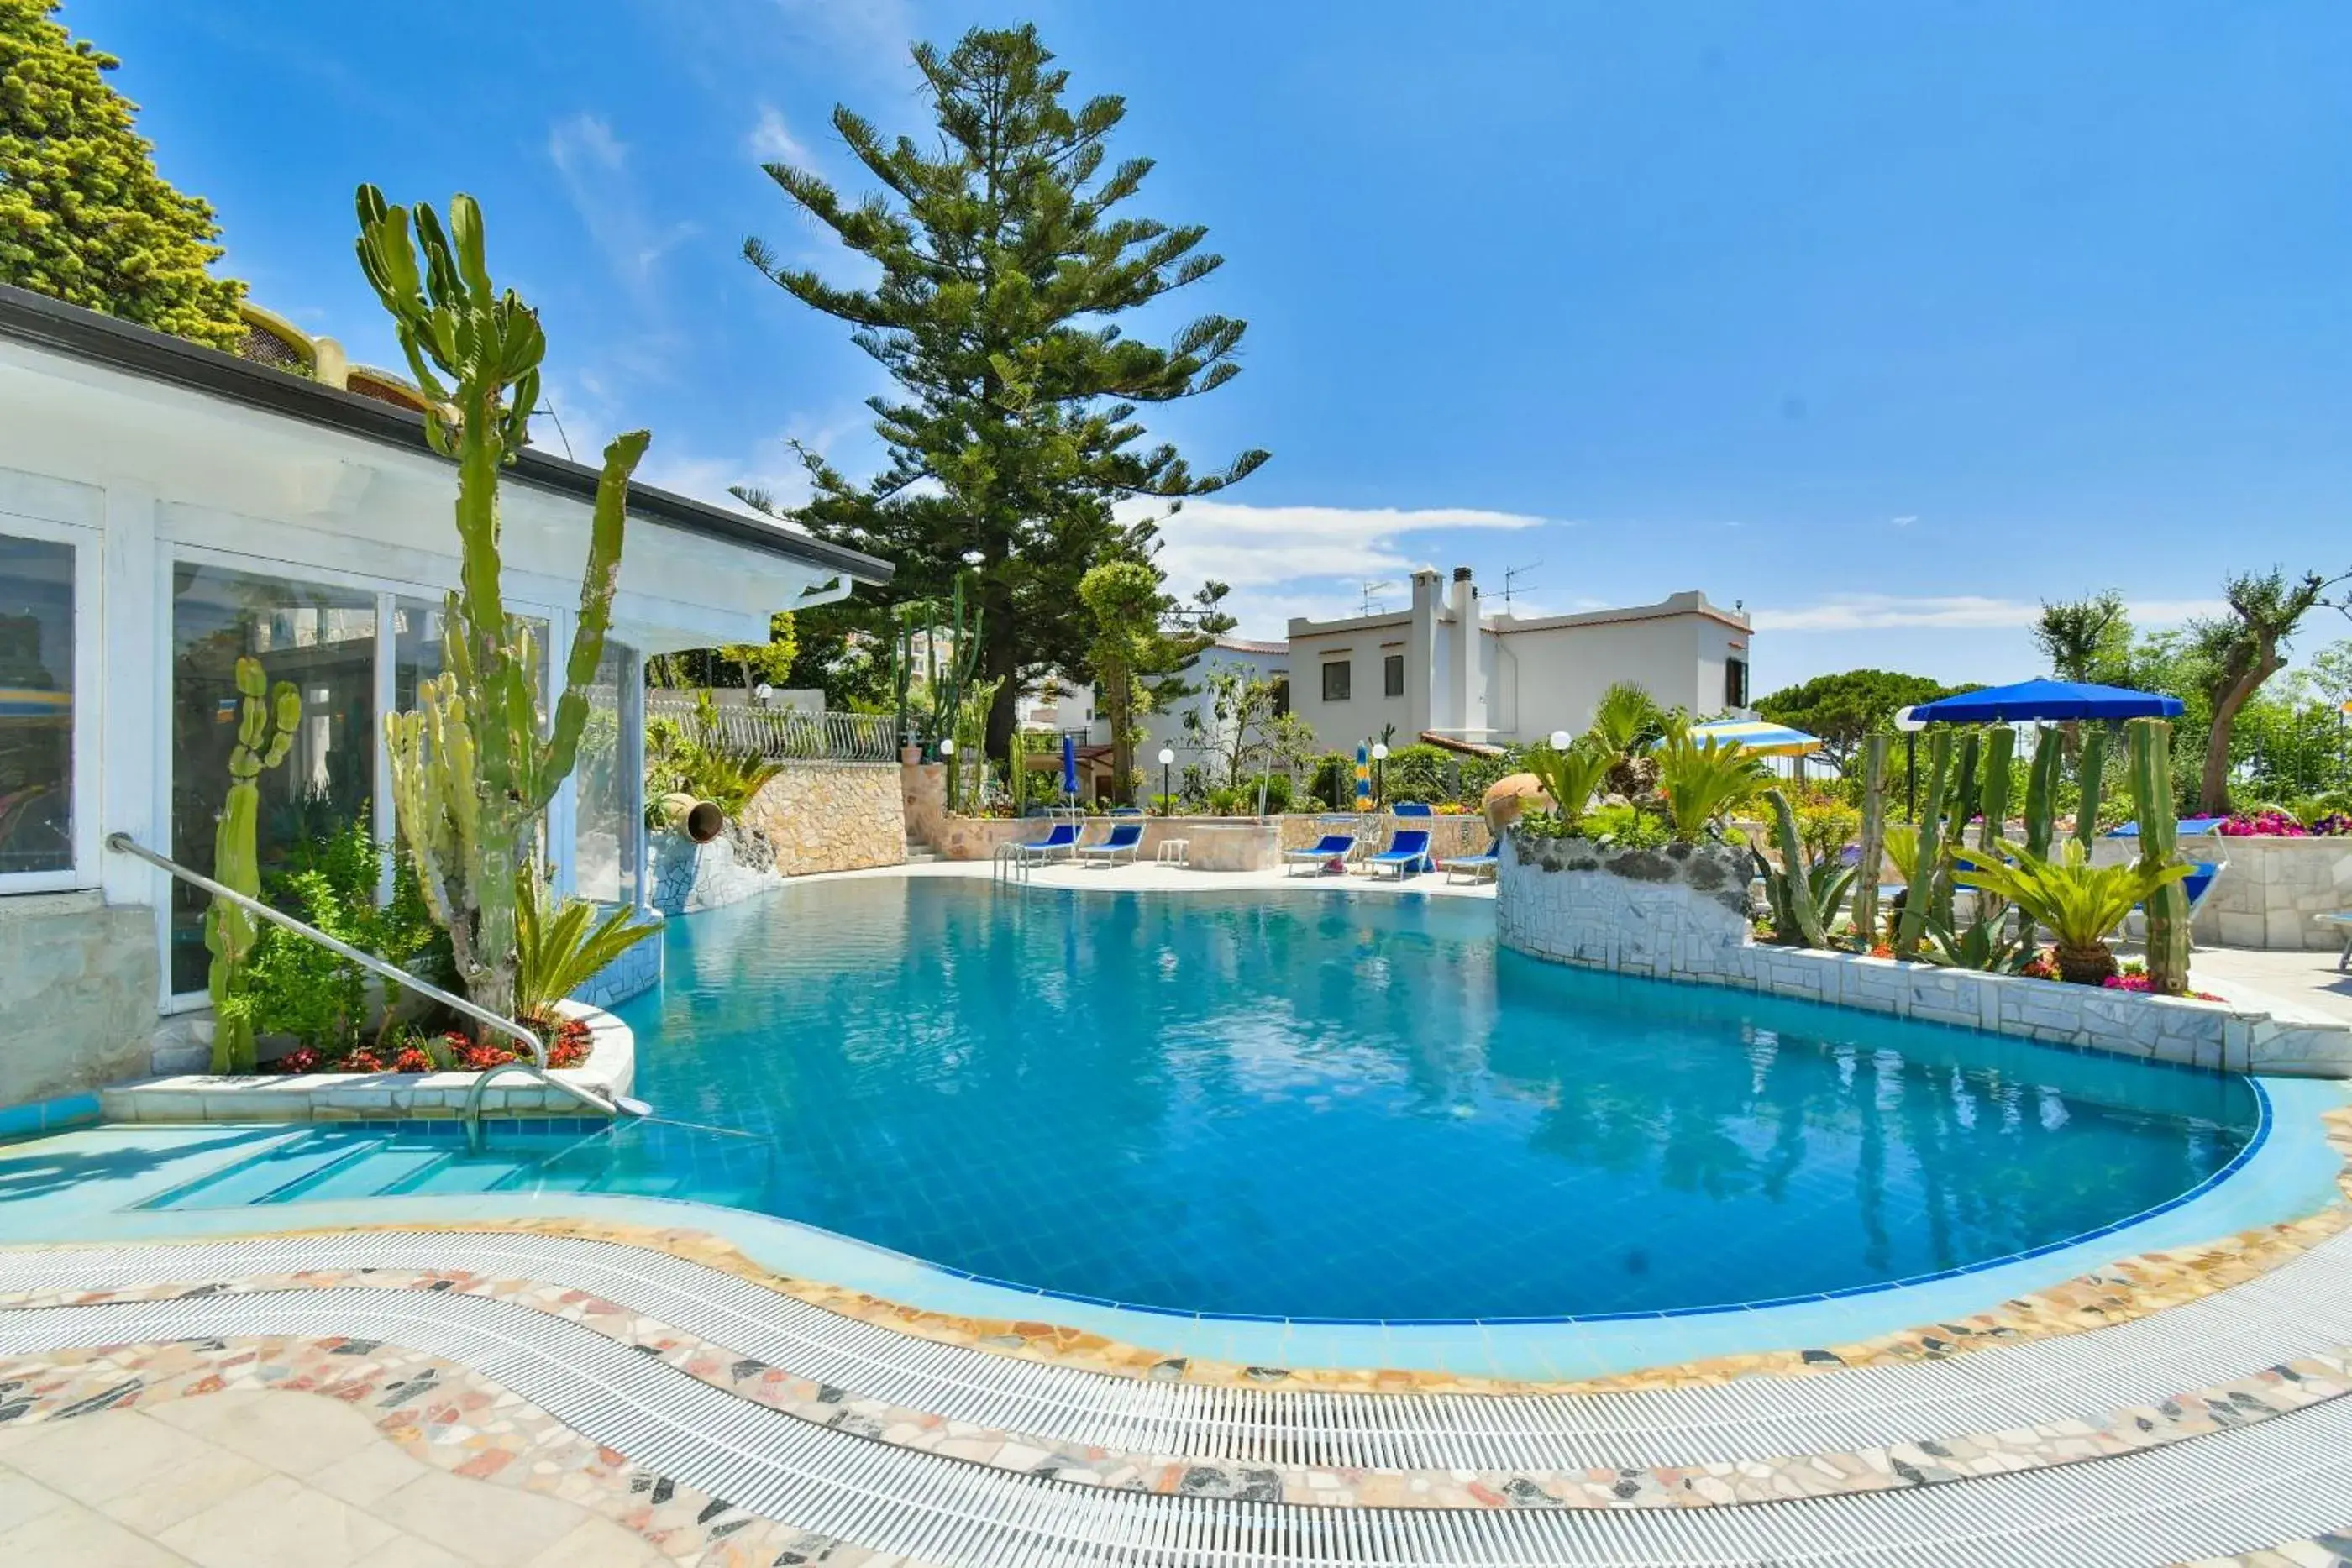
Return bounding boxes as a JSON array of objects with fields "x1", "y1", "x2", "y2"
[
  {"x1": 274, "y1": 1102, "x2": 2352, "y2": 1399},
  {"x1": 2189, "y1": 1534, "x2": 2352, "y2": 1568},
  {"x1": 0, "y1": 1334, "x2": 882, "y2": 1565},
  {"x1": 7, "y1": 1267, "x2": 2351, "y2": 1512}
]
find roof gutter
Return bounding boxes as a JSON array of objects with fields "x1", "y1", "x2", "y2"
[{"x1": 0, "y1": 285, "x2": 893, "y2": 588}]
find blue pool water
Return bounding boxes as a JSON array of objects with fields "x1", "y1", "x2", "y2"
[{"x1": 158, "y1": 881, "x2": 2264, "y2": 1323}]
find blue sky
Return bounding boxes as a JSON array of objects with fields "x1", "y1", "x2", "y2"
[{"x1": 88, "y1": 0, "x2": 2352, "y2": 692}]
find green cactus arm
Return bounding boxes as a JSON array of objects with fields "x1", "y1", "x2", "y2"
[
  {"x1": 2074, "y1": 726, "x2": 2108, "y2": 847},
  {"x1": 2128, "y1": 718, "x2": 2191, "y2": 995},
  {"x1": 1853, "y1": 733, "x2": 1887, "y2": 944},
  {"x1": 1895, "y1": 728, "x2": 1954, "y2": 955},
  {"x1": 538, "y1": 429, "x2": 650, "y2": 812},
  {"x1": 2023, "y1": 726, "x2": 2062, "y2": 859}
]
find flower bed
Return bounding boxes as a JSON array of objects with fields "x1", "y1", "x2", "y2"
[
  {"x1": 100, "y1": 1004, "x2": 635, "y2": 1124},
  {"x1": 264, "y1": 1016, "x2": 593, "y2": 1076}
]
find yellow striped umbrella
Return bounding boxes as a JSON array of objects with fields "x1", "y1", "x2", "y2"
[{"x1": 1677, "y1": 718, "x2": 1823, "y2": 758}]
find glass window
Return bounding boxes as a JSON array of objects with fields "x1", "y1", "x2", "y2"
[
  {"x1": 1270, "y1": 678, "x2": 1290, "y2": 718},
  {"x1": 0, "y1": 535, "x2": 76, "y2": 877},
  {"x1": 1321, "y1": 659, "x2": 1351, "y2": 702},
  {"x1": 1383, "y1": 653, "x2": 1404, "y2": 698},
  {"x1": 171, "y1": 564, "x2": 376, "y2": 994},
  {"x1": 574, "y1": 639, "x2": 636, "y2": 905},
  {"x1": 1725, "y1": 656, "x2": 1749, "y2": 710}
]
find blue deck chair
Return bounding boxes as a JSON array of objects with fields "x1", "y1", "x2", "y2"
[
  {"x1": 1390, "y1": 801, "x2": 1434, "y2": 818},
  {"x1": 1007, "y1": 821, "x2": 1082, "y2": 866},
  {"x1": 1369, "y1": 827, "x2": 1433, "y2": 880},
  {"x1": 1439, "y1": 836, "x2": 1500, "y2": 883},
  {"x1": 1284, "y1": 831, "x2": 1357, "y2": 876},
  {"x1": 1077, "y1": 820, "x2": 1146, "y2": 867},
  {"x1": 2120, "y1": 859, "x2": 2226, "y2": 943}
]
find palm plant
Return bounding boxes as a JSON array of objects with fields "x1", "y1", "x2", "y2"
[
  {"x1": 1946, "y1": 840, "x2": 2192, "y2": 984},
  {"x1": 513, "y1": 870, "x2": 659, "y2": 1028},
  {"x1": 1524, "y1": 737, "x2": 1612, "y2": 828},
  {"x1": 679, "y1": 747, "x2": 783, "y2": 818},
  {"x1": 1588, "y1": 681, "x2": 1666, "y2": 798},
  {"x1": 1654, "y1": 733, "x2": 1768, "y2": 842}
]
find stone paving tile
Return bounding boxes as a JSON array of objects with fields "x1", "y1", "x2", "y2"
[{"x1": 2, "y1": 1268, "x2": 2348, "y2": 1513}]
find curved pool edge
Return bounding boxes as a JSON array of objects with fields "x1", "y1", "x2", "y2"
[{"x1": 4, "y1": 1076, "x2": 2345, "y2": 1387}]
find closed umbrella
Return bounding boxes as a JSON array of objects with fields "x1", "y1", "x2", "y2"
[
  {"x1": 1353, "y1": 744, "x2": 1372, "y2": 811},
  {"x1": 1061, "y1": 733, "x2": 1079, "y2": 801}
]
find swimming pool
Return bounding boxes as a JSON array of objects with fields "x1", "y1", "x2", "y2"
[
  {"x1": 597, "y1": 879, "x2": 2255, "y2": 1321},
  {"x1": 150, "y1": 878, "x2": 2265, "y2": 1324}
]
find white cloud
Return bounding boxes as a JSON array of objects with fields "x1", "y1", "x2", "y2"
[
  {"x1": 1890, "y1": 515, "x2": 1918, "y2": 527},
  {"x1": 1112, "y1": 498, "x2": 1546, "y2": 638},
  {"x1": 747, "y1": 102, "x2": 811, "y2": 166},
  {"x1": 546, "y1": 113, "x2": 696, "y2": 297},
  {"x1": 764, "y1": 0, "x2": 912, "y2": 74},
  {"x1": 1751, "y1": 594, "x2": 2224, "y2": 633}
]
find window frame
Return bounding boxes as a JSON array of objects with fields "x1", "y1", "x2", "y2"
[
  {"x1": 1383, "y1": 653, "x2": 1405, "y2": 698},
  {"x1": 1320, "y1": 658, "x2": 1352, "y2": 702},
  {"x1": 157, "y1": 543, "x2": 570, "y2": 1010},
  {"x1": 0, "y1": 511, "x2": 101, "y2": 895},
  {"x1": 1725, "y1": 655, "x2": 1750, "y2": 711}
]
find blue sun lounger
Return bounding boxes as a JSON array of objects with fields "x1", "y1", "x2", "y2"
[
  {"x1": 1007, "y1": 821, "x2": 1082, "y2": 866},
  {"x1": 1077, "y1": 820, "x2": 1145, "y2": 867},
  {"x1": 1369, "y1": 827, "x2": 1433, "y2": 880},
  {"x1": 1284, "y1": 831, "x2": 1357, "y2": 876},
  {"x1": 1439, "y1": 838, "x2": 1500, "y2": 883}
]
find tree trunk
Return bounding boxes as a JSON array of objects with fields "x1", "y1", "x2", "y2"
[{"x1": 2200, "y1": 645, "x2": 2281, "y2": 815}]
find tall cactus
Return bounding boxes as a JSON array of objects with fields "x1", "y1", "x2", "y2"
[
  {"x1": 2023, "y1": 726, "x2": 2064, "y2": 860},
  {"x1": 357, "y1": 185, "x2": 649, "y2": 1020},
  {"x1": 1759, "y1": 788, "x2": 1833, "y2": 947},
  {"x1": 206, "y1": 657, "x2": 301, "y2": 1072},
  {"x1": 1894, "y1": 728, "x2": 1954, "y2": 957},
  {"x1": 1972, "y1": 725, "x2": 2015, "y2": 927},
  {"x1": 1853, "y1": 733, "x2": 1888, "y2": 945},
  {"x1": 2128, "y1": 718, "x2": 2191, "y2": 995},
  {"x1": 926, "y1": 575, "x2": 986, "y2": 807},
  {"x1": 2073, "y1": 724, "x2": 2109, "y2": 847}
]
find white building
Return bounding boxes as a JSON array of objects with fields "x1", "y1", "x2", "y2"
[
  {"x1": 0, "y1": 283, "x2": 890, "y2": 1108},
  {"x1": 1285, "y1": 567, "x2": 1750, "y2": 753}
]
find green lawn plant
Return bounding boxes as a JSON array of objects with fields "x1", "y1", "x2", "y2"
[
  {"x1": 2127, "y1": 716, "x2": 2192, "y2": 995},
  {"x1": 1654, "y1": 732, "x2": 1767, "y2": 842},
  {"x1": 357, "y1": 183, "x2": 649, "y2": 1024},
  {"x1": 204, "y1": 655, "x2": 302, "y2": 1071}
]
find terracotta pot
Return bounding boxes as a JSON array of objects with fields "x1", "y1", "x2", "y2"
[{"x1": 657, "y1": 793, "x2": 726, "y2": 844}]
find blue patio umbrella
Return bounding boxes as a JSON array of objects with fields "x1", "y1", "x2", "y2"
[
  {"x1": 1907, "y1": 678, "x2": 2183, "y2": 725},
  {"x1": 1061, "y1": 732, "x2": 1079, "y2": 799}
]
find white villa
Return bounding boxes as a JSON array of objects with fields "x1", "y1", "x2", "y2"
[
  {"x1": 1286, "y1": 566, "x2": 1751, "y2": 755},
  {"x1": 0, "y1": 284, "x2": 890, "y2": 1109}
]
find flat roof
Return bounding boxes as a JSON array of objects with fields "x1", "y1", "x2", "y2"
[{"x1": 0, "y1": 284, "x2": 892, "y2": 587}]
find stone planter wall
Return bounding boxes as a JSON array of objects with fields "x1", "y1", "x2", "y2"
[
  {"x1": 100, "y1": 1001, "x2": 638, "y2": 1123},
  {"x1": 2090, "y1": 832, "x2": 2352, "y2": 952},
  {"x1": 650, "y1": 760, "x2": 905, "y2": 913},
  {"x1": 1496, "y1": 834, "x2": 2352, "y2": 1078},
  {"x1": 0, "y1": 892, "x2": 160, "y2": 1109}
]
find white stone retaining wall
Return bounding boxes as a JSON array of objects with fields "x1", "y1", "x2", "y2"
[
  {"x1": 99, "y1": 1001, "x2": 636, "y2": 1123},
  {"x1": 1497, "y1": 834, "x2": 2352, "y2": 1078},
  {"x1": 0, "y1": 893, "x2": 160, "y2": 1106},
  {"x1": 650, "y1": 760, "x2": 906, "y2": 914},
  {"x1": 2090, "y1": 832, "x2": 2352, "y2": 952}
]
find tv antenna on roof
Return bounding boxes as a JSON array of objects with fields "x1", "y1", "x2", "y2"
[
  {"x1": 1500, "y1": 560, "x2": 1544, "y2": 613},
  {"x1": 1357, "y1": 579, "x2": 1394, "y2": 616}
]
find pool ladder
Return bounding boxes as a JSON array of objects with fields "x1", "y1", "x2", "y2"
[{"x1": 105, "y1": 833, "x2": 654, "y2": 1151}]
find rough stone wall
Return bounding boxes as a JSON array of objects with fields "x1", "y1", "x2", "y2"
[
  {"x1": 0, "y1": 894, "x2": 160, "y2": 1107},
  {"x1": 650, "y1": 761, "x2": 905, "y2": 913},
  {"x1": 901, "y1": 760, "x2": 945, "y2": 848},
  {"x1": 1496, "y1": 835, "x2": 2352, "y2": 1078},
  {"x1": 2092, "y1": 832, "x2": 2352, "y2": 952}
]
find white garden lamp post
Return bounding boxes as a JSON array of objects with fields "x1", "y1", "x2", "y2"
[
  {"x1": 1158, "y1": 747, "x2": 1174, "y2": 814},
  {"x1": 1372, "y1": 741, "x2": 1389, "y2": 806},
  {"x1": 1548, "y1": 729, "x2": 1572, "y2": 751}
]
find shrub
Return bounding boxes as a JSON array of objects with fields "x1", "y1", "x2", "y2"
[
  {"x1": 1252, "y1": 773, "x2": 1294, "y2": 815},
  {"x1": 1381, "y1": 743, "x2": 1452, "y2": 804},
  {"x1": 1654, "y1": 734, "x2": 1768, "y2": 842},
  {"x1": 244, "y1": 823, "x2": 449, "y2": 1056},
  {"x1": 1205, "y1": 786, "x2": 1243, "y2": 815},
  {"x1": 1307, "y1": 753, "x2": 1352, "y2": 809}
]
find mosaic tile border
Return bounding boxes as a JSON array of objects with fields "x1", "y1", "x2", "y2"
[
  {"x1": 279, "y1": 1101, "x2": 2352, "y2": 1398},
  {"x1": 0, "y1": 1334, "x2": 886, "y2": 1566},
  {"x1": 6, "y1": 1266, "x2": 2349, "y2": 1512}
]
